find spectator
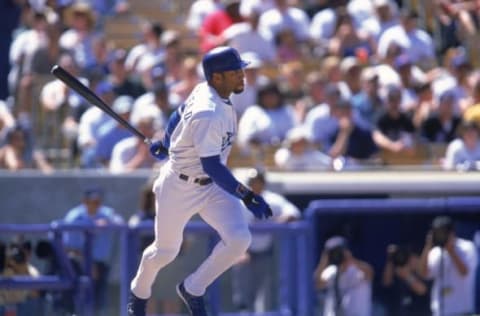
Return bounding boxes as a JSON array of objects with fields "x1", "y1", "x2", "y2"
[
  {"x1": 366, "y1": 0, "x2": 399, "y2": 40},
  {"x1": 372, "y1": 85, "x2": 416, "y2": 156},
  {"x1": 295, "y1": 71, "x2": 328, "y2": 123},
  {"x1": 258, "y1": 0, "x2": 310, "y2": 45},
  {"x1": 393, "y1": 54, "x2": 421, "y2": 113},
  {"x1": 412, "y1": 82, "x2": 435, "y2": 129},
  {"x1": 443, "y1": 120, "x2": 480, "y2": 171},
  {"x1": 278, "y1": 61, "x2": 306, "y2": 108},
  {"x1": 124, "y1": 21, "x2": 164, "y2": 77},
  {"x1": 223, "y1": 5, "x2": 276, "y2": 62},
  {"x1": 314, "y1": 236, "x2": 373, "y2": 316},
  {"x1": 231, "y1": 169, "x2": 301, "y2": 312},
  {"x1": 186, "y1": 0, "x2": 222, "y2": 33},
  {"x1": 30, "y1": 21, "x2": 66, "y2": 76},
  {"x1": 59, "y1": 2, "x2": 98, "y2": 69},
  {"x1": 199, "y1": 0, "x2": 243, "y2": 53},
  {"x1": 237, "y1": 79, "x2": 297, "y2": 153},
  {"x1": 421, "y1": 90, "x2": 461, "y2": 144},
  {"x1": 109, "y1": 111, "x2": 158, "y2": 173},
  {"x1": 351, "y1": 67, "x2": 384, "y2": 130},
  {"x1": 274, "y1": 126, "x2": 332, "y2": 171},
  {"x1": 327, "y1": 99, "x2": 378, "y2": 168},
  {"x1": 62, "y1": 186, "x2": 124, "y2": 314},
  {"x1": 169, "y1": 56, "x2": 202, "y2": 108},
  {"x1": 377, "y1": 9, "x2": 435, "y2": 69},
  {"x1": 419, "y1": 216, "x2": 478, "y2": 316},
  {"x1": 95, "y1": 95, "x2": 135, "y2": 167},
  {"x1": 274, "y1": 28, "x2": 305, "y2": 63},
  {"x1": 107, "y1": 48, "x2": 145, "y2": 98},
  {"x1": 76, "y1": 81, "x2": 116, "y2": 168},
  {"x1": 462, "y1": 76, "x2": 480, "y2": 124},
  {"x1": 382, "y1": 244, "x2": 430, "y2": 316},
  {"x1": 339, "y1": 56, "x2": 363, "y2": 98},
  {"x1": 130, "y1": 80, "x2": 169, "y2": 133},
  {"x1": 0, "y1": 125, "x2": 53, "y2": 172},
  {"x1": 161, "y1": 30, "x2": 185, "y2": 87}
]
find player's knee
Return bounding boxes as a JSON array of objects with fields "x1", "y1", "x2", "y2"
[
  {"x1": 228, "y1": 229, "x2": 251, "y2": 253},
  {"x1": 142, "y1": 244, "x2": 179, "y2": 267}
]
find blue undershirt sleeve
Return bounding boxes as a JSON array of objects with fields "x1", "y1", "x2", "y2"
[{"x1": 200, "y1": 155, "x2": 250, "y2": 199}]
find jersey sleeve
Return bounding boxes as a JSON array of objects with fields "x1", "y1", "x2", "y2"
[{"x1": 191, "y1": 113, "x2": 223, "y2": 158}]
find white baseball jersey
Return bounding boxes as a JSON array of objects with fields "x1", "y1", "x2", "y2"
[{"x1": 168, "y1": 82, "x2": 237, "y2": 178}]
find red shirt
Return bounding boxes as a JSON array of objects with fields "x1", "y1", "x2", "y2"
[{"x1": 199, "y1": 10, "x2": 243, "y2": 53}]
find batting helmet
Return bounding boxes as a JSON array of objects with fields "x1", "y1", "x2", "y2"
[{"x1": 202, "y1": 46, "x2": 249, "y2": 80}]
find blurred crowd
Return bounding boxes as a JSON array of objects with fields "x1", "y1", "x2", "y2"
[{"x1": 2, "y1": 0, "x2": 480, "y2": 172}]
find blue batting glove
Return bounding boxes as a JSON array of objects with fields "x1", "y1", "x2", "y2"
[
  {"x1": 242, "y1": 191, "x2": 273, "y2": 220},
  {"x1": 149, "y1": 140, "x2": 168, "y2": 160}
]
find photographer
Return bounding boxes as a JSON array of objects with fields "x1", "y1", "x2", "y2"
[
  {"x1": 419, "y1": 216, "x2": 478, "y2": 316},
  {"x1": 382, "y1": 244, "x2": 430, "y2": 316},
  {"x1": 0, "y1": 240, "x2": 42, "y2": 315},
  {"x1": 314, "y1": 236, "x2": 373, "y2": 316}
]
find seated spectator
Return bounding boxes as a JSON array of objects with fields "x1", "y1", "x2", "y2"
[
  {"x1": 381, "y1": 244, "x2": 430, "y2": 316},
  {"x1": 231, "y1": 169, "x2": 301, "y2": 313},
  {"x1": 373, "y1": 85, "x2": 416, "y2": 156},
  {"x1": 169, "y1": 56, "x2": 201, "y2": 108},
  {"x1": 107, "y1": 48, "x2": 146, "y2": 99},
  {"x1": 109, "y1": 112, "x2": 158, "y2": 173},
  {"x1": 294, "y1": 71, "x2": 328, "y2": 123},
  {"x1": 237, "y1": 80, "x2": 297, "y2": 153},
  {"x1": 421, "y1": 90, "x2": 461, "y2": 144},
  {"x1": 274, "y1": 28, "x2": 305, "y2": 63},
  {"x1": 327, "y1": 99, "x2": 378, "y2": 168},
  {"x1": 62, "y1": 187, "x2": 124, "y2": 314},
  {"x1": 351, "y1": 67, "x2": 384, "y2": 130},
  {"x1": 95, "y1": 95, "x2": 135, "y2": 167},
  {"x1": 130, "y1": 80, "x2": 169, "y2": 133},
  {"x1": 412, "y1": 81, "x2": 435, "y2": 129},
  {"x1": 0, "y1": 125, "x2": 53, "y2": 172},
  {"x1": 274, "y1": 126, "x2": 332, "y2": 171},
  {"x1": 443, "y1": 120, "x2": 480, "y2": 171},
  {"x1": 419, "y1": 216, "x2": 478, "y2": 316},
  {"x1": 223, "y1": 5, "x2": 276, "y2": 62},
  {"x1": 76, "y1": 81, "x2": 116, "y2": 168},
  {"x1": 314, "y1": 236, "x2": 374, "y2": 316},
  {"x1": 186, "y1": 0, "x2": 222, "y2": 33}
]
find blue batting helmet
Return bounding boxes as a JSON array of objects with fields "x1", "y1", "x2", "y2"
[{"x1": 202, "y1": 46, "x2": 249, "y2": 80}]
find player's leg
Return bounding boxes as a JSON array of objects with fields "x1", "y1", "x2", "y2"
[{"x1": 183, "y1": 187, "x2": 251, "y2": 297}]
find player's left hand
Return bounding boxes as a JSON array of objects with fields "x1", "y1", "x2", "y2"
[
  {"x1": 149, "y1": 140, "x2": 168, "y2": 160},
  {"x1": 243, "y1": 192, "x2": 273, "y2": 220}
]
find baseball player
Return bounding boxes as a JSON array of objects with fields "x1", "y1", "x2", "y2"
[{"x1": 127, "y1": 46, "x2": 273, "y2": 316}]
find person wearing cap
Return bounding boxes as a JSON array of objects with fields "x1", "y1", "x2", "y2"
[
  {"x1": 351, "y1": 67, "x2": 384, "y2": 130},
  {"x1": 127, "y1": 46, "x2": 273, "y2": 316},
  {"x1": 274, "y1": 126, "x2": 332, "y2": 171},
  {"x1": 314, "y1": 236, "x2": 374, "y2": 316},
  {"x1": 231, "y1": 169, "x2": 301, "y2": 313},
  {"x1": 108, "y1": 48, "x2": 146, "y2": 99},
  {"x1": 419, "y1": 216, "x2": 478, "y2": 316},
  {"x1": 95, "y1": 95, "x2": 136, "y2": 167},
  {"x1": 62, "y1": 186, "x2": 124, "y2": 314},
  {"x1": 442, "y1": 120, "x2": 480, "y2": 171}
]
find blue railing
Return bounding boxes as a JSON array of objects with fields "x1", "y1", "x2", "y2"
[{"x1": 0, "y1": 221, "x2": 312, "y2": 316}]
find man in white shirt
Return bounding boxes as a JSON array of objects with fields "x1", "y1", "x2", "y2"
[
  {"x1": 420, "y1": 216, "x2": 478, "y2": 316},
  {"x1": 314, "y1": 236, "x2": 374, "y2": 316}
]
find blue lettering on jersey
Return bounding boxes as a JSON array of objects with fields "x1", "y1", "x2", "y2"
[{"x1": 221, "y1": 132, "x2": 234, "y2": 152}]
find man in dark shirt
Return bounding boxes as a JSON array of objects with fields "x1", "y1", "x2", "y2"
[{"x1": 421, "y1": 90, "x2": 461, "y2": 143}]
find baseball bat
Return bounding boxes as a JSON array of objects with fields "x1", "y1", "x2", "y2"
[{"x1": 50, "y1": 64, "x2": 152, "y2": 145}]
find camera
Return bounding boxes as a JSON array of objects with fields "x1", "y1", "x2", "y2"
[
  {"x1": 328, "y1": 246, "x2": 345, "y2": 266},
  {"x1": 389, "y1": 246, "x2": 410, "y2": 267},
  {"x1": 432, "y1": 228, "x2": 450, "y2": 247}
]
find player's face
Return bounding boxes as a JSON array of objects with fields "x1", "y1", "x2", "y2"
[{"x1": 217, "y1": 69, "x2": 245, "y2": 96}]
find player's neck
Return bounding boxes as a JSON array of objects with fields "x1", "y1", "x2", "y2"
[{"x1": 214, "y1": 86, "x2": 231, "y2": 99}]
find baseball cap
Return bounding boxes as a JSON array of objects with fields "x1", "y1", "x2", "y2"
[
  {"x1": 83, "y1": 186, "x2": 104, "y2": 200},
  {"x1": 451, "y1": 54, "x2": 470, "y2": 68},
  {"x1": 325, "y1": 236, "x2": 348, "y2": 251},
  {"x1": 240, "y1": 52, "x2": 263, "y2": 69},
  {"x1": 361, "y1": 67, "x2": 378, "y2": 82},
  {"x1": 112, "y1": 95, "x2": 134, "y2": 114},
  {"x1": 340, "y1": 56, "x2": 360, "y2": 74},
  {"x1": 431, "y1": 216, "x2": 454, "y2": 230}
]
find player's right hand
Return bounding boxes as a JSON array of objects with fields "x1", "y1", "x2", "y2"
[
  {"x1": 149, "y1": 140, "x2": 168, "y2": 160},
  {"x1": 242, "y1": 192, "x2": 273, "y2": 220}
]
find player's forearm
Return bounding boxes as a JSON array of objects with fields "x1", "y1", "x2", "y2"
[{"x1": 200, "y1": 155, "x2": 250, "y2": 199}]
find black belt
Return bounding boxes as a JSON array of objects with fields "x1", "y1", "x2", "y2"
[{"x1": 179, "y1": 173, "x2": 213, "y2": 185}]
